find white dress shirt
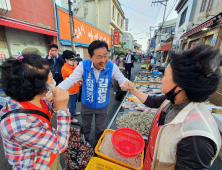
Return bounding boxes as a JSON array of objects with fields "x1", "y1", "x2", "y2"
[
  {"x1": 126, "y1": 55, "x2": 132, "y2": 63},
  {"x1": 58, "y1": 61, "x2": 128, "y2": 91}
]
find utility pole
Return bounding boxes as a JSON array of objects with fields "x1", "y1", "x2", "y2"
[
  {"x1": 151, "y1": 0, "x2": 168, "y2": 44},
  {"x1": 68, "y1": 0, "x2": 75, "y2": 52}
]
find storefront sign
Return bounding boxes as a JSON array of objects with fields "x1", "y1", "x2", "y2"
[
  {"x1": 0, "y1": 54, "x2": 6, "y2": 59},
  {"x1": 151, "y1": 38, "x2": 156, "y2": 48},
  {"x1": 180, "y1": 18, "x2": 215, "y2": 39},
  {"x1": 113, "y1": 29, "x2": 120, "y2": 45},
  {"x1": 56, "y1": 5, "x2": 111, "y2": 48},
  {"x1": 125, "y1": 18, "x2": 129, "y2": 31},
  {"x1": 212, "y1": 37, "x2": 217, "y2": 44}
]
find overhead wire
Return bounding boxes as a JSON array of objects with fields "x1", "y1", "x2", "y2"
[
  {"x1": 121, "y1": 4, "x2": 163, "y2": 21},
  {"x1": 164, "y1": 0, "x2": 178, "y2": 21}
]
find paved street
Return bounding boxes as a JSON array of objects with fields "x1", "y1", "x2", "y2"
[{"x1": 0, "y1": 62, "x2": 222, "y2": 169}]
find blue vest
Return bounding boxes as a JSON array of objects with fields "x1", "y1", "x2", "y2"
[{"x1": 82, "y1": 59, "x2": 113, "y2": 109}]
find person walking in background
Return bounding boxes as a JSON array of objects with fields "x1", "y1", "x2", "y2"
[
  {"x1": 124, "y1": 49, "x2": 135, "y2": 80},
  {"x1": 113, "y1": 56, "x2": 126, "y2": 93},
  {"x1": 135, "y1": 55, "x2": 138, "y2": 63},
  {"x1": 76, "y1": 54, "x2": 83, "y2": 65},
  {"x1": 61, "y1": 50, "x2": 80, "y2": 123},
  {"x1": 139, "y1": 54, "x2": 142, "y2": 63},
  {"x1": 46, "y1": 44, "x2": 65, "y2": 85},
  {"x1": 112, "y1": 54, "x2": 117, "y2": 63}
]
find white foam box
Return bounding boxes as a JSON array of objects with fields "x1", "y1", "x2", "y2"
[
  {"x1": 206, "y1": 105, "x2": 222, "y2": 134},
  {"x1": 212, "y1": 113, "x2": 222, "y2": 134}
]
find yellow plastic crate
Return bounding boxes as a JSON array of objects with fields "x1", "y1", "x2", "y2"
[
  {"x1": 85, "y1": 157, "x2": 130, "y2": 170},
  {"x1": 95, "y1": 129, "x2": 144, "y2": 170}
]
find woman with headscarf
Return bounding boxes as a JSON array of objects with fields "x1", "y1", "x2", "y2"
[{"x1": 124, "y1": 45, "x2": 222, "y2": 170}]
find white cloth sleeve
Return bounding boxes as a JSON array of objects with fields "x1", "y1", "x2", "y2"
[
  {"x1": 58, "y1": 62, "x2": 84, "y2": 90},
  {"x1": 112, "y1": 64, "x2": 128, "y2": 85}
]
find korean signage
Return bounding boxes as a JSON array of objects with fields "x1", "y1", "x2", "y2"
[
  {"x1": 125, "y1": 18, "x2": 129, "y2": 31},
  {"x1": 113, "y1": 29, "x2": 120, "y2": 45},
  {"x1": 151, "y1": 38, "x2": 156, "y2": 48},
  {"x1": 56, "y1": 5, "x2": 111, "y2": 48},
  {"x1": 180, "y1": 18, "x2": 215, "y2": 39},
  {"x1": 0, "y1": 54, "x2": 6, "y2": 59}
]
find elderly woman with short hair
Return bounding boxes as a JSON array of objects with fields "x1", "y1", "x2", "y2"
[{"x1": 125, "y1": 45, "x2": 222, "y2": 170}]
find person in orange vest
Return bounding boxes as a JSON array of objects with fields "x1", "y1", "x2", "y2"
[
  {"x1": 123, "y1": 45, "x2": 221, "y2": 170},
  {"x1": 61, "y1": 50, "x2": 80, "y2": 123}
]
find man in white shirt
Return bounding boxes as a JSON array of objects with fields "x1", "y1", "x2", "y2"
[
  {"x1": 124, "y1": 49, "x2": 135, "y2": 80},
  {"x1": 58, "y1": 40, "x2": 129, "y2": 147}
]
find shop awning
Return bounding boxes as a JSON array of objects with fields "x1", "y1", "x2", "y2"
[
  {"x1": 0, "y1": 17, "x2": 58, "y2": 36},
  {"x1": 159, "y1": 43, "x2": 172, "y2": 51},
  {"x1": 156, "y1": 42, "x2": 166, "y2": 51}
]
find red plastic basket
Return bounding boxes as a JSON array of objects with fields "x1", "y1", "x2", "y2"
[{"x1": 111, "y1": 128, "x2": 145, "y2": 158}]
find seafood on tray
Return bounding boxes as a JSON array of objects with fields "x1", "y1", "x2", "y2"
[
  {"x1": 116, "y1": 111, "x2": 155, "y2": 136},
  {"x1": 212, "y1": 108, "x2": 222, "y2": 115}
]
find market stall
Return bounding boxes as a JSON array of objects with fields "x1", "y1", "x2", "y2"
[{"x1": 107, "y1": 70, "x2": 164, "y2": 140}]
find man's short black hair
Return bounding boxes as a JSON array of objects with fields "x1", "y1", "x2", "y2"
[
  {"x1": 50, "y1": 44, "x2": 58, "y2": 50},
  {"x1": 88, "y1": 40, "x2": 108, "y2": 57},
  {"x1": 77, "y1": 54, "x2": 80, "y2": 57},
  {"x1": 0, "y1": 55, "x2": 50, "y2": 102},
  {"x1": 170, "y1": 45, "x2": 222, "y2": 102}
]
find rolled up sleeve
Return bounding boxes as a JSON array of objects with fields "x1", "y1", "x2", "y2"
[{"x1": 112, "y1": 64, "x2": 128, "y2": 85}]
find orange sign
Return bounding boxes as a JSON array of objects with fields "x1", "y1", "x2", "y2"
[
  {"x1": 113, "y1": 29, "x2": 120, "y2": 45},
  {"x1": 56, "y1": 6, "x2": 111, "y2": 48},
  {"x1": 0, "y1": 54, "x2": 6, "y2": 59}
]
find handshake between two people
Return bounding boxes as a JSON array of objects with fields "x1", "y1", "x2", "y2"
[{"x1": 120, "y1": 81, "x2": 135, "y2": 92}]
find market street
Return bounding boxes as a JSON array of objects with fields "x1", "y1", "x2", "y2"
[{"x1": 0, "y1": 63, "x2": 222, "y2": 170}]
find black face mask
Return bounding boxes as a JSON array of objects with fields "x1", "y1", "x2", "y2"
[{"x1": 165, "y1": 85, "x2": 181, "y2": 104}]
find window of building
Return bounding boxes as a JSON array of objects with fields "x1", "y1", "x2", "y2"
[
  {"x1": 166, "y1": 27, "x2": 172, "y2": 33},
  {"x1": 111, "y1": 29, "x2": 114, "y2": 36},
  {"x1": 201, "y1": 0, "x2": 208, "y2": 12},
  {"x1": 162, "y1": 28, "x2": 166, "y2": 34},
  {"x1": 203, "y1": 35, "x2": 213, "y2": 45},
  {"x1": 209, "y1": 0, "x2": 215, "y2": 10},
  {"x1": 171, "y1": 26, "x2": 175, "y2": 32},
  {"x1": 179, "y1": 8, "x2": 187, "y2": 27},
  {"x1": 113, "y1": 6, "x2": 116, "y2": 19},
  {"x1": 117, "y1": 13, "x2": 120, "y2": 25},
  {"x1": 121, "y1": 18, "x2": 123, "y2": 27}
]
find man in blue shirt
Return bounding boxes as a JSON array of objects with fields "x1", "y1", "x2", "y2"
[{"x1": 46, "y1": 44, "x2": 65, "y2": 85}]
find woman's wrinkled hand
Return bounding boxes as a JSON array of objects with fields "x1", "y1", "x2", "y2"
[{"x1": 52, "y1": 87, "x2": 69, "y2": 111}]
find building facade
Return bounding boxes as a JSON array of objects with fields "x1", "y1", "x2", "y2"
[
  {"x1": 122, "y1": 32, "x2": 134, "y2": 51},
  {"x1": 55, "y1": 4, "x2": 111, "y2": 60},
  {"x1": 0, "y1": 0, "x2": 58, "y2": 62},
  {"x1": 177, "y1": 0, "x2": 222, "y2": 105},
  {"x1": 173, "y1": 0, "x2": 197, "y2": 52},
  {"x1": 155, "y1": 18, "x2": 177, "y2": 48},
  {"x1": 59, "y1": 0, "x2": 125, "y2": 43}
]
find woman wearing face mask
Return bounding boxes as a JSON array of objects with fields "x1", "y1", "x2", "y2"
[
  {"x1": 0, "y1": 55, "x2": 70, "y2": 170},
  {"x1": 61, "y1": 50, "x2": 80, "y2": 123},
  {"x1": 124, "y1": 45, "x2": 222, "y2": 170},
  {"x1": 112, "y1": 54, "x2": 118, "y2": 63}
]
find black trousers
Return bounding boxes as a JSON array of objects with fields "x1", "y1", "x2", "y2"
[
  {"x1": 81, "y1": 103, "x2": 108, "y2": 148},
  {"x1": 125, "y1": 63, "x2": 132, "y2": 80},
  {"x1": 54, "y1": 73, "x2": 63, "y2": 86}
]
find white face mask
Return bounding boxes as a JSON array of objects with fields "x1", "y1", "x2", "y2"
[
  {"x1": 120, "y1": 58, "x2": 123, "y2": 61},
  {"x1": 68, "y1": 61, "x2": 74, "y2": 66},
  {"x1": 46, "y1": 80, "x2": 56, "y2": 96}
]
